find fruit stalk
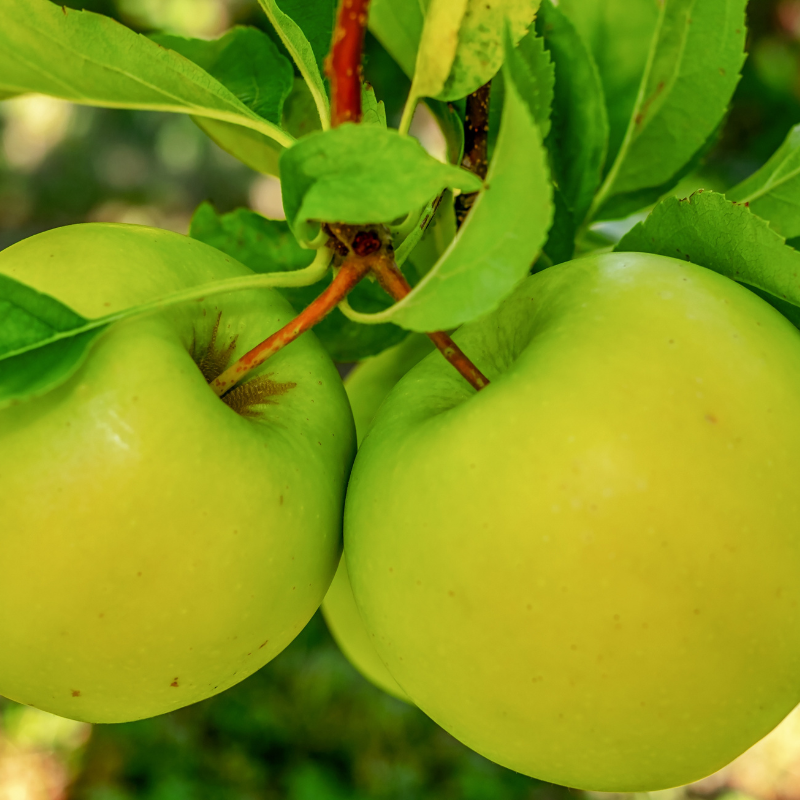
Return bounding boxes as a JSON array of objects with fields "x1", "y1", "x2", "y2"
[
  {"x1": 370, "y1": 256, "x2": 490, "y2": 391},
  {"x1": 455, "y1": 83, "x2": 492, "y2": 227},
  {"x1": 326, "y1": 0, "x2": 372, "y2": 127},
  {"x1": 210, "y1": 259, "x2": 372, "y2": 396}
]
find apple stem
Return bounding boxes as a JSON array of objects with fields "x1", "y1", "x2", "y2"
[
  {"x1": 455, "y1": 82, "x2": 492, "y2": 227},
  {"x1": 326, "y1": 0, "x2": 372, "y2": 127},
  {"x1": 370, "y1": 257, "x2": 490, "y2": 392},
  {"x1": 209, "y1": 258, "x2": 372, "y2": 396}
]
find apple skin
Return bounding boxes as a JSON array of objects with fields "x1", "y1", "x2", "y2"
[
  {"x1": 344, "y1": 252, "x2": 800, "y2": 791},
  {"x1": 0, "y1": 223, "x2": 355, "y2": 723},
  {"x1": 322, "y1": 335, "x2": 432, "y2": 702}
]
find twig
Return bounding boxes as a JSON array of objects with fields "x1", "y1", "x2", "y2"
[
  {"x1": 210, "y1": 259, "x2": 372, "y2": 396},
  {"x1": 455, "y1": 83, "x2": 491, "y2": 227},
  {"x1": 326, "y1": 0, "x2": 372, "y2": 126},
  {"x1": 370, "y1": 257, "x2": 490, "y2": 392}
]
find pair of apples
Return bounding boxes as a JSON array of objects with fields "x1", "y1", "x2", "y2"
[{"x1": 3, "y1": 223, "x2": 800, "y2": 792}]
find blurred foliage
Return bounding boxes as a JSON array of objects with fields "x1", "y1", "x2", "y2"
[{"x1": 3, "y1": 0, "x2": 800, "y2": 797}]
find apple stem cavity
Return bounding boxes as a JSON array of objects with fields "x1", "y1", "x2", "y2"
[
  {"x1": 326, "y1": 0, "x2": 372, "y2": 127},
  {"x1": 456, "y1": 83, "x2": 492, "y2": 228},
  {"x1": 210, "y1": 257, "x2": 374, "y2": 396}
]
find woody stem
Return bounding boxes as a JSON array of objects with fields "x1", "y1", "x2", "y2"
[
  {"x1": 210, "y1": 259, "x2": 372, "y2": 396},
  {"x1": 370, "y1": 257, "x2": 490, "y2": 392},
  {"x1": 326, "y1": 0, "x2": 372, "y2": 126}
]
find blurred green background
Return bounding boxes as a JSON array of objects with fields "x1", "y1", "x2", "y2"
[{"x1": 3, "y1": 0, "x2": 800, "y2": 798}]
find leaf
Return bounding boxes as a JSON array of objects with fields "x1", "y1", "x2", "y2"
[
  {"x1": 425, "y1": 100, "x2": 465, "y2": 164},
  {"x1": 368, "y1": 0, "x2": 425, "y2": 79},
  {"x1": 0, "y1": 275, "x2": 109, "y2": 409},
  {"x1": 727, "y1": 125, "x2": 800, "y2": 239},
  {"x1": 362, "y1": 84, "x2": 387, "y2": 127},
  {"x1": 189, "y1": 203, "x2": 409, "y2": 361},
  {"x1": 408, "y1": 0, "x2": 468, "y2": 102},
  {"x1": 0, "y1": 0, "x2": 292, "y2": 148},
  {"x1": 279, "y1": 125, "x2": 483, "y2": 240},
  {"x1": 591, "y1": 0, "x2": 748, "y2": 220},
  {"x1": 282, "y1": 78, "x2": 323, "y2": 139},
  {"x1": 410, "y1": 0, "x2": 541, "y2": 103},
  {"x1": 406, "y1": 191, "x2": 458, "y2": 280},
  {"x1": 371, "y1": 33, "x2": 553, "y2": 332},
  {"x1": 558, "y1": 0, "x2": 659, "y2": 173},
  {"x1": 538, "y1": 0, "x2": 608, "y2": 227},
  {"x1": 442, "y1": 0, "x2": 541, "y2": 101},
  {"x1": 150, "y1": 28, "x2": 294, "y2": 125},
  {"x1": 258, "y1": 0, "x2": 330, "y2": 128},
  {"x1": 506, "y1": 25, "x2": 555, "y2": 139},
  {"x1": 541, "y1": 186, "x2": 576, "y2": 267},
  {"x1": 272, "y1": 0, "x2": 337, "y2": 76},
  {"x1": 615, "y1": 191, "x2": 800, "y2": 322},
  {"x1": 595, "y1": 116, "x2": 724, "y2": 222},
  {"x1": 193, "y1": 118, "x2": 283, "y2": 176}
]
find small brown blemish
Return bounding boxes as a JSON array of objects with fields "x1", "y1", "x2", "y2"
[
  {"x1": 259, "y1": 640, "x2": 268, "y2": 649},
  {"x1": 279, "y1": 495, "x2": 284, "y2": 505},
  {"x1": 137, "y1": 572, "x2": 142, "y2": 577},
  {"x1": 448, "y1": 590, "x2": 455, "y2": 597},
  {"x1": 72, "y1": 690, "x2": 81, "y2": 697},
  {"x1": 705, "y1": 414, "x2": 718, "y2": 424},
  {"x1": 171, "y1": 678, "x2": 179, "y2": 687}
]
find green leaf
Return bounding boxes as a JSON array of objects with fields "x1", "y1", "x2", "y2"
[
  {"x1": 615, "y1": 191, "x2": 800, "y2": 323},
  {"x1": 189, "y1": 203, "x2": 409, "y2": 361},
  {"x1": 193, "y1": 78, "x2": 323, "y2": 178},
  {"x1": 368, "y1": 0, "x2": 425, "y2": 79},
  {"x1": 591, "y1": 0, "x2": 747, "y2": 220},
  {"x1": 282, "y1": 77, "x2": 324, "y2": 139},
  {"x1": 365, "y1": 35, "x2": 553, "y2": 332},
  {"x1": 538, "y1": 0, "x2": 608, "y2": 227},
  {"x1": 0, "y1": 275, "x2": 109, "y2": 409},
  {"x1": 0, "y1": 0, "x2": 292, "y2": 148},
  {"x1": 506, "y1": 25, "x2": 555, "y2": 139},
  {"x1": 425, "y1": 99, "x2": 465, "y2": 164},
  {"x1": 362, "y1": 84, "x2": 387, "y2": 127},
  {"x1": 541, "y1": 186, "x2": 576, "y2": 267},
  {"x1": 409, "y1": 0, "x2": 541, "y2": 104},
  {"x1": 193, "y1": 118, "x2": 283, "y2": 176},
  {"x1": 727, "y1": 125, "x2": 800, "y2": 239},
  {"x1": 258, "y1": 0, "x2": 330, "y2": 129},
  {"x1": 273, "y1": 0, "x2": 337, "y2": 76},
  {"x1": 595, "y1": 116, "x2": 724, "y2": 222},
  {"x1": 558, "y1": 0, "x2": 659, "y2": 174},
  {"x1": 151, "y1": 28, "x2": 294, "y2": 125},
  {"x1": 406, "y1": 191, "x2": 458, "y2": 280},
  {"x1": 279, "y1": 125, "x2": 483, "y2": 240}
]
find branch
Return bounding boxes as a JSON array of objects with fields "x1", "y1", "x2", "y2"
[
  {"x1": 455, "y1": 82, "x2": 492, "y2": 227},
  {"x1": 326, "y1": 0, "x2": 372, "y2": 126},
  {"x1": 370, "y1": 257, "x2": 490, "y2": 392},
  {"x1": 210, "y1": 259, "x2": 372, "y2": 396}
]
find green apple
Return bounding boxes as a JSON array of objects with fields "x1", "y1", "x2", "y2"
[
  {"x1": 344, "y1": 252, "x2": 800, "y2": 791},
  {"x1": 0, "y1": 223, "x2": 355, "y2": 723},
  {"x1": 322, "y1": 334, "x2": 432, "y2": 702}
]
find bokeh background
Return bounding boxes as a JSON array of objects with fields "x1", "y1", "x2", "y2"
[{"x1": 3, "y1": 0, "x2": 800, "y2": 798}]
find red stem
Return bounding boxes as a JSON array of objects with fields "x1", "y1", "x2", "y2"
[
  {"x1": 211, "y1": 259, "x2": 371, "y2": 396},
  {"x1": 371, "y1": 258, "x2": 490, "y2": 392},
  {"x1": 326, "y1": 0, "x2": 372, "y2": 126}
]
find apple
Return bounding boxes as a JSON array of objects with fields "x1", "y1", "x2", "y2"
[
  {"x1": 322, "y1": 334, "x2": 432, "y2": 702},
  {"x1": 343, "y1": 252, "x2": 800, "y2": 791},
  {"x1": 0, "y1": 223, "x2": 355, "y2": 723}
]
